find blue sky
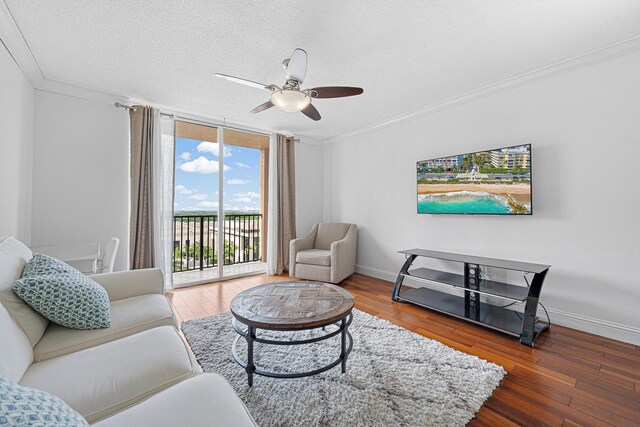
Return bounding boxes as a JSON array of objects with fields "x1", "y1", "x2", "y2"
[{"x1": 174, "y1": 137, "x2": 261, "y2": 212}]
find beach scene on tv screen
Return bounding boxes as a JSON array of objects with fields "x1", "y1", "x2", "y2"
[{"x1": 417, "y1": 144, "x2": 532, "y2": 214}]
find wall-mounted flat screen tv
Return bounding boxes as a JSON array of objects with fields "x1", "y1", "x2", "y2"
[{"x1": 417, "y1": 143, "x2": 532, "y2": 215}]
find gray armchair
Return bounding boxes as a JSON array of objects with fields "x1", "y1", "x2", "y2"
[{"x1": 289, "y1": 223, "x2": 357, "y2": 284}]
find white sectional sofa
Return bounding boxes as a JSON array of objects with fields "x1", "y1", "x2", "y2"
[{"x1": 0, "y1": 237, "x2": 256, "y2": 426}]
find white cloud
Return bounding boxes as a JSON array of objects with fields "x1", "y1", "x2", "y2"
[
  {"x1": 180, "y1": 152, "x2": 191, "y2": 161},
  {"x1": 236, "y1": 191, "x2": 260, "y2": 199},
  {"x1": 190, "y1": 193, "x2": 208, "y2": 201},
  {"x1": 179, "y1": 156, "x2": 230, "y2": 174},
  {"x1": 197, "y1": 201, "x2": 218, "y2": 208},
  {"x1": 225, "y1": 204, "x2": 258, "y2": 211},
  {"x1": 235, "y1": 162, "x2": 251, "y2": 169},
  {"x1": 233, "y1": 192, "x2": 259, "y2": 204},
  {"x1": 175, "y1": 184, "x2": 195, "y2": 195},
  {"x1": 226, "y1": 178, "x2": 249, "y2": 185},
  {"x1": 197, "y1": 141, "x2": 232, "y2": 157}
]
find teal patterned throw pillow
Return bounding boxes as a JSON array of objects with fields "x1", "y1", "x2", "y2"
[
  {"x1": 0, "y1": 375, "x2": 88, "y2": 426},
  {"x1": 14, "y1": 256, "x2": 111, "y2": 330},
  {"x1": 21, "y1": 253, "x2": 78, "y2": 277}
]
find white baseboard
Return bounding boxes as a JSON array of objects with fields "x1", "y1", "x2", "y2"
[{"x1": 355, "y1": 264, "x2": 640, "y2": 346}]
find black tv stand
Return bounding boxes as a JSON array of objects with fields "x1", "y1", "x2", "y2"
[{"x1": 392, "y1": 249, "x2": 551, "y2": 347}]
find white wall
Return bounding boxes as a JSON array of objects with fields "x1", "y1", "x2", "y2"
[
  {"x1": 31, "y1": 91, "x2": 130, "y2": 271},
  {"x1": 0, "y1": 42, "x2": 34, "y2": 243},
  {"x1": 29, "y1": 93, "x2": 320, "y2": 273},
  {"x1": 295, "y1": 138, "x2": 324, "y2": 238},
  {"x1": 324, "y1": 51, "x2": 640, "y2": 344}
]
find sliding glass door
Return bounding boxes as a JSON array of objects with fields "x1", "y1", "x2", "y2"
[
  {"x1": 171, "y1": 120, "x2": 268, "y2": 287},
  {"x1": 221, "y1": 128, "x2": 269, "y2": 278}
]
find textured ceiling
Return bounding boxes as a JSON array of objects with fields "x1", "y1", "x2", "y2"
[{"x1": 5, "y1": 1, "x2": 640, "y2": 139}]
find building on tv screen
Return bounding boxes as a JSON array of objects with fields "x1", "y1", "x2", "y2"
[{"x1": 417, "y1": 144, "x2": 532, "y2": 215}]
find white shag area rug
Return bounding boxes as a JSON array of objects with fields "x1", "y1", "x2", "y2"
[{"x1": 182, "y1": 309, "x2": 505, "y2": 427}]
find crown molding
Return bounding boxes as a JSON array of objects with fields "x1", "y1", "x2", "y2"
[
  {"x1": 296, "y1": 137, "x2": 324, "y2": 146},
  {"x1": 0, "y1": 0, "x2": 43, "y2": 87},
  {"x1": 4, "y1": 0, "x2": 640, "y2": 145},
  {"x1": 1, "y1": 0, "x2": 129, "y2": 105},
  {"x1": 0, "y1": 1, "x2": 318, "y2": 138},
  {"x1": 322, "y1": 34, "x2": 640, "y2": 145}
]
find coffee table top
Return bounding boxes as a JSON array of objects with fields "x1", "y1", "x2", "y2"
[{"x1": 230, "y1": 281, "x2": 355, "y2": 330}]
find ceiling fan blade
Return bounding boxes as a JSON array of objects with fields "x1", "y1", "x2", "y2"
[
  {"x1": 301, "y1": 103, "x2": 321, "y2": 121},
  {"x1": 285, "y1": 48, "x2": 307, "y2": 83},
  {"x1": 215, "y1": 73, "x2": 271, "y2": 91},
  {"x1": 249, "y1": 101, "x2": 274, "y2": 114},
  {"x1": 308, "y1": 86, "x2": 364, "y2": 98}
]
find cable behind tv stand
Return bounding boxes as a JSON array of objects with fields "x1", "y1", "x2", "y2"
[{"x1": 392, "y1": 249, "x2": 551, "y2": 347}]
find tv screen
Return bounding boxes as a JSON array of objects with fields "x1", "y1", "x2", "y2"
[{"x1": 417, "y1": 144, "x2": 532, "y2": 215}]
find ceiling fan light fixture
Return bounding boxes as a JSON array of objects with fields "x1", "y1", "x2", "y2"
[{"x1": 270, "y1": 89, "x2": 311, "y2": 112}]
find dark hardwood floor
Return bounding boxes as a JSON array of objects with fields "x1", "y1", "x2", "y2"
[{"x1": 167, "y1": 273, "x2": 640, "y2": 426}]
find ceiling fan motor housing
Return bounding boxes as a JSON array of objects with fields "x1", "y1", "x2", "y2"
[{"x1": 270, "y1": 89, "x2": 311, "y2": 112}]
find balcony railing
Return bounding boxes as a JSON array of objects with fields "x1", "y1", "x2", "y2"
[{"x1": 172, "y1": 214, "x2": 262, "y2": 273}]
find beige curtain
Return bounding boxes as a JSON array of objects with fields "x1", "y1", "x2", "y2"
[
  {"x1": 275, "y1": 134, "x2": 296, "y2": 273},
  {"x1": 129, "y1": 106, "x2": 156, "y2": 270}
]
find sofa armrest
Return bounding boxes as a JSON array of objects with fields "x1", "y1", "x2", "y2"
[
  {"x1": 91, "y1": 268, "x2": 164, "y2": 301},
  {"x1": 330, "y1": 225, "x2": 358, "y2": 283},
  {"x1": 289, "y1": 224, "x2": 318, "y2": 277}
]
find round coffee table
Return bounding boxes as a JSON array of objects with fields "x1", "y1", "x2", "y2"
[{"x1": 230, "y1": 281, "x2": 354, "y2": 386}]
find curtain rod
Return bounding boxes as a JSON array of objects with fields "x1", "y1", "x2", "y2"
[
  {"x1": 114, "y1": 102, "x2": 135, "y2": 111},
  {"x1": 119, "y1": 103, "x2": 298, "y2": 141}
]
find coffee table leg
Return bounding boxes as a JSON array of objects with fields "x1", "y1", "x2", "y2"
[
  {"x1": 340, "y1": 318, "x2": 348, "y2": 373},
  {"x1": 246, "y1": 326, "x2": 256, "y2": 386}
]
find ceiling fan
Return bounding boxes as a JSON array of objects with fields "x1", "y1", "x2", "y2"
[{"x1": 215, "y1": 48, "x2": 363, "y2": 121}]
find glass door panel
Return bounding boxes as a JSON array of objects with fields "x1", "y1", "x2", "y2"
[
  {"x1": 221, "y1": 128, "x2": 269, "y2": 277},
  {"x1": 172, "y1": 121, "x2": 220, "y2": 286}
]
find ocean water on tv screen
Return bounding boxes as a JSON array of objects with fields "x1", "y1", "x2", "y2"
[{"x1": 417, "y1": 192, "x2": 513, "y2": 214}]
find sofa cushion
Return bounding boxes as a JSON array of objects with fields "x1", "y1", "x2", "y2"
[
  {"x1": 296, "y1": 249, "x2": 331, "y2": 267},
  {"x1": 314, "y1": 223, "x2": 350, "y2": 250},
  {"x1": 0, "y1": 303, "x2": 33, "y2": 382},
  {"x1": 91, "y1": 269, "x2": 164, "y2": 301},
  {"x1": 19, "y1": 326, "x2": 199, "y2": 424},
  {"x1": 33, "y1": 294, "x2": 176, "y2": 362},
  {"x1": 0, "y1": 237, "x2": 49, "y2": 346},
  {"x1": 14, "y1": 264, "x2": 111, "y2": 330},
  {"x1": 93, "y1": 374, "x2": 256, "y2": 427},
  {"x1": 0, "y1": 375, "x2": 88, "y2": 426}
]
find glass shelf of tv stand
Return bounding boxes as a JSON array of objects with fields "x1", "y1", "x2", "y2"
[
  {"x1": 401, "y1": 267, "x2": 530, "y2": 302},
  {"x1": 397, "y1": 287, "x2": 545, "y2": 337}
]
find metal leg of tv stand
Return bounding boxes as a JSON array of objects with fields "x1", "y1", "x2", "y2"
[
  {"x1": 519, "y1": 269, "x2": 549, "y2": 347},
  {"x1": 392, "y1": 255, "x2": 417, "y2": 302}
]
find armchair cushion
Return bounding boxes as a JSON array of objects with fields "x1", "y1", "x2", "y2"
[
  {"x1": 296, "y1": 249, "x2": 331, "y2": 267},
  {"x1": 314, "y1": 224, "x2": 351, "y2": 250}
]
